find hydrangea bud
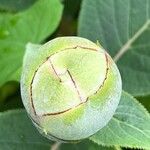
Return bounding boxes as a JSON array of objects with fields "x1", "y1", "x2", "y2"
[{"x1": 21, "y1": 37, "x2": 122, "y2": 142}]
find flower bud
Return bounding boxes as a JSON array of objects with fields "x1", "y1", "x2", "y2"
[{"x1": 21, "y1": 37, "x2": 122, "y2": 142}]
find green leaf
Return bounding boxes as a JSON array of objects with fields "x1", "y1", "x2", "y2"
[
  {"x1": 78, "y1": 0, "x2": 150, "y2": 96},
  {"x1": 61, "y1": 140, "x2": 116, "y2": 150},
  {"x1": 0, "y1": 109, "x2": 119, "y2": 150},
  {"x1": 90, "y1": 91, "x2": 150, "y2": 149},
  {"x1": 0, "y1": 0, "x2": 36, "y2": 12},
  {"x1": 0, "y1": 0, "x2": 63, "y2": 86},
  {"x1": 0, "y1": 109, "x2": 51, "y2": 150}
]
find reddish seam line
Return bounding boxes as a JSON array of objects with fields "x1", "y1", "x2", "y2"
[
  {"x1": 42, "y1": 107, "x2": 72, "y2": 116},
  {"x1": 30, "y1": 70, "x2": 38, "y2": 115},
  {"x1": 49, "y1": 59, "x2": 62, "y2": 82},
  {"x1": 67, "y1": 69, "x2": 83, "y2": 102},
  {"x1": 92, "y1": 52, "x2": 109, "y2": 95}
]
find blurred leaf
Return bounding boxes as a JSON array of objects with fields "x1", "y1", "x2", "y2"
[
  {"x1": 137, "y1": 95, "x2": 150, "y2": 112},
  {"x1": 53, "y1": 0, "x2": 81, "y2": 37},
  {"x1": 0, "y1": 81, "x2": 19, "y2": 103},
  {"x1": 63, "y1": 0, "x2": 81, "y2": 17},
  {"x1": 61, "y1": 140, "x2": 116, "y2": 150},
  {"x1": 0, "y1": 0, "x2": 36, "y2": 12},
  {"x1": 78, "y1": 0, "x2": 150, "y2": 97},
  {"x1": 0, "y1": 109, "x2": 51, "y2": 150},
  {"x1": 0, "y1": 0, "x2": 63, "y2": 87},
  {"x1": 90, "y1": 91, "x2": 150, "y2": 149}
]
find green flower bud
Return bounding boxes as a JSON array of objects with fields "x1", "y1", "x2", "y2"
[{"x1": 21, "y1": 37, "x2": 122, "y2": 142}]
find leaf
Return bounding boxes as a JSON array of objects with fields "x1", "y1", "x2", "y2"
[
  {"x1": 61, "y1": 140, "x2": 117, "y2": 150},
  {"x1": 3, "y1": 94, "x2": 146, "y2": 149},
  {"x1": 0, "y1": 109, "x2": 51, "y2": 150},
  {"x1": 90, "y1": 91, "x2": 150, "y2": 149},
  {"x1": 78, "y1": 0, "x2": 150, "y2": 96},
  {"x1": 0, "y1": 0, "x2": 36, "y2": 12},
  {"x1": 64, "y1": 0, "x2": 82, "y2": 17},
  {"x1": 0, "y1": 109, "x2": 119, "y2": 150},
  {"x1": 0, "y1": 0, "x2": 63, "y2": 86}
]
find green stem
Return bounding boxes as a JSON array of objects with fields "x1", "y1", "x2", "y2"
[{"x1": 114, "y1": 145, "x2": 122, "y2": 150}]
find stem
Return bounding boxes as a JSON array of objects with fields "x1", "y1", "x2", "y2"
[
  {"x1": 51, "y1": 142, "x2": 61, "y2": 150},
  {"x1": 114, "y1": 145, "x2": 122, "y2": 150},
  {"x1": 113, "y1": 20, "x2": 150, "y2": 62}
]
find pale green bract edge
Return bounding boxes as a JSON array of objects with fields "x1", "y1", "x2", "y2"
[
  {"x1": 90, "y1": 91, "x2": 150, "y2": 149},
  {"x1": 78, "y1": 0, "x2": 150, "y2": 97},
  {"x1": 0, "y1": 0, "x2": 63, "y2": 87}
]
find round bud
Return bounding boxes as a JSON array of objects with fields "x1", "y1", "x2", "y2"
[{"x1": 21, "y1": 37, "x2": 122, "y2": 142}]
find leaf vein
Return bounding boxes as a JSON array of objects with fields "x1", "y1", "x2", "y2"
[{"x1": 113, "y1": 20, "x2": 150, "y2": 62}]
